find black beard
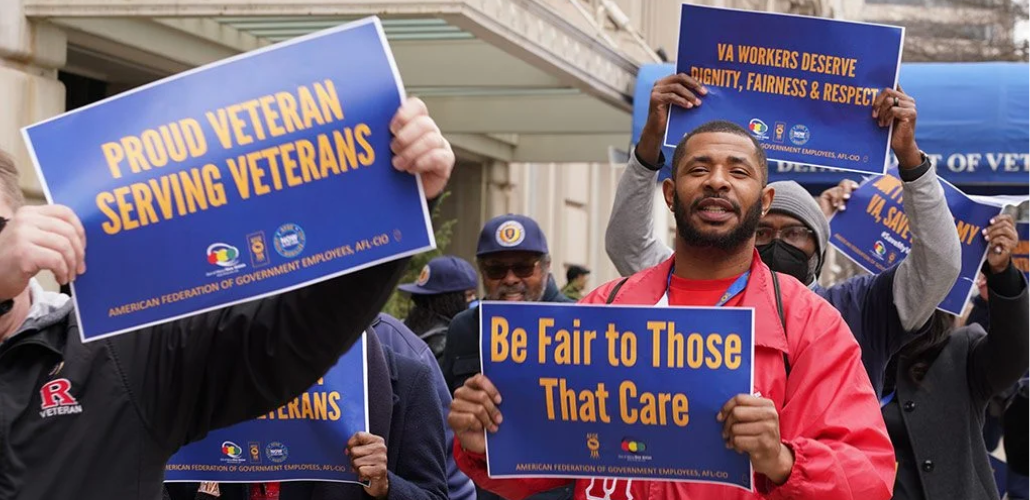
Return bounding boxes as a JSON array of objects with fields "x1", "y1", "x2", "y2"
[{"x1": 674, "y1": 191, "x2": 763, "y2": 252}]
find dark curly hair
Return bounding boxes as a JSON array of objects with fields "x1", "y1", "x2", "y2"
[{"x1": 403, "y1": 291, "x2": 469, "y2": 336}]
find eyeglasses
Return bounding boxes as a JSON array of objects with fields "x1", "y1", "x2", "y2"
[
  {"x1": 756, "y1": 226, "x2": 814, "y2": 246},
  {"x1": 481, "y1": 260, "x2": 541, "y2": 280}
]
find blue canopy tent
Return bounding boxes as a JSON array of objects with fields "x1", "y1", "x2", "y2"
[{"x1": 632, "y1": 62, "x2": 1029, "y2": 195}]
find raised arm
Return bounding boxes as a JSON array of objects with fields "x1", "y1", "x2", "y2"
[
  {"x1": 874, "y1": 87, "x2": 962, "y2": 332},
  {"x1": 967, "y1": 214, "x2": 1029, "y2": 404},
  {"x1": 605, "y1": 74, "x2": 705, "y2": 276}
]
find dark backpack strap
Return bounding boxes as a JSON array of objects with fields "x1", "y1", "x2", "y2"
[
  {"x1": 606, "y1": 278, "x2": 630, "y2": 304},
  {"x1": 770, "y1": 272, "x2": 791, "y2": 377}
]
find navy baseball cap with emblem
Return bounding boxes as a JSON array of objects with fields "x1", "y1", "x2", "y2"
[
  {"x1": 476, "y1": 214, "x2": 549, "y2": 257},
  {"x1": 398, "y1": 255, "x2": 478, "y2": 295}
]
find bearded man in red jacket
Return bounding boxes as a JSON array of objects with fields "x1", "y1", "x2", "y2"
[{"x1": 447, "y1": 120, "x2": 895, "y2": 500}]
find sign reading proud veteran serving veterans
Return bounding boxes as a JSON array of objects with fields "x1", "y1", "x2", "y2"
[
  {"x1": 22, "y1": 18, "x2": 434, "y2": 342},
  {"x1": 828, "y1": 169, "x2": 1005, "y2": 315},
  {"x1": 480, "y1": 302, "x2": 756, "y2": 491},
  {"x1": 166, "y1": 335, "x2": 368, "y2": 484},
  {"x1": 665, "y1": 5, "x2": 903, "y2": 175}
]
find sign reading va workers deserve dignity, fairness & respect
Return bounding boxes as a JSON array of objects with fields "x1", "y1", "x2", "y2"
[
  {"x1": 22, "y1": 17, "x2": 434, "y2": 342},
  {"x1": 665, "y1": 5, "x2": 903, "y2": 175},
  {"x1": 479, "y1": 302, "x2": 756, "y2": 491},
  {"x1": 166, "y1": 334, "x2": 368, "y2": 484},
  {"x1": 828, "y1": 168, "x2": 1006, "y2": 315}
]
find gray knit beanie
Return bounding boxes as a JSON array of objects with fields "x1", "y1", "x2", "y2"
[{"x1": 767, "y1": 181, "x2": 830, "y2": 278}]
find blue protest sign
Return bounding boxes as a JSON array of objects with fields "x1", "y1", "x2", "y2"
[
  {"x1": 664, "y1": 5, "x2": 903, "y2": 175},
  {"x1": 166, "y1": 335, "x2": 368, "y2": 483},
  {"x1": 479, "y1": 302, "x2": 755, "y2": 491},
  {"x1": 636, "y1": 62, "x2": 1029, "y2": 188},
  {"x1": 828, "y1": 169, "x2": 1003, "y2": 315},
  {"x1": 22, "y1": 17, "x2": 434, "y2": 342}
]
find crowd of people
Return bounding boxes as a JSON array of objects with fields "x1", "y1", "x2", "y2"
[{"x1": 0, "y1": 75, "x2": 1026, "y2": 500}]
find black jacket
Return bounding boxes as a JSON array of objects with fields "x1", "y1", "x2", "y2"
[
  {"x1": 890, "y1": 263, "x2": 1028, "y2": 500},
  {"x1": 0, "y1": 256, "x2": 407, "y2": 500}
]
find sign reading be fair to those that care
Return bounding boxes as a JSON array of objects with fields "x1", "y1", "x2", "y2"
[
  {"x1": 22, "y1": 18, "x2": 434, "y2": 341},
  {"x1": 480, "y1": 302, "x2": 756, "y2": 491},
  {"x1": 665, "y1": 5, "x2": 903, "y2": 175}
]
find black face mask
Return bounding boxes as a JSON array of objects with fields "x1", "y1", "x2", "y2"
[{"x1": 758, "y1": 240, "x2": 812, "y2": 285}]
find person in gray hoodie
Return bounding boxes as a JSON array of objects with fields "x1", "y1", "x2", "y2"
[{"x1": 605, "y1": 73, "x2": 962, "y2": 397}]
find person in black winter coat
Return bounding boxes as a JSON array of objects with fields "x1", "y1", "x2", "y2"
[{"x1": 881, "y1": 214, "x2": 1028, "y2": 500}]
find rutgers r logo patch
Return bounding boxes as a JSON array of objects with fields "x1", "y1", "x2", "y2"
[{"x1": 39, "y1": 378, "x2": 83, "y2": 418}]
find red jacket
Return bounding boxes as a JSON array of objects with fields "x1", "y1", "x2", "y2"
[{"x1": 455, "y1": 252, "x2": 895, "y2": 500}]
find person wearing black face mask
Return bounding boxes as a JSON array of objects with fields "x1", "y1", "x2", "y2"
[
  {"x1": 604, "y1": 74, "x2": 963, "y2": 398},
  {"x1": 755, "y1": 180, "x2": 831, "y2": 285}
]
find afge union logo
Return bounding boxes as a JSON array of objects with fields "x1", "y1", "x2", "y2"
[
  {"x1": 274, "y1": 223, "x2": 306, "y2": 258},
  {"x1": 773, "y1": 122, "x2": 787, "y2": 143},
  {"x1": 248, "y1": 441, "x2": 262, "y2": 463},
  {"x1": 247, "y1": 232, "x2": 271, "y2": 268},
  {"x1": 586, "y1": 433, "x2": 600, "y2": 459},
  {"x1": 495, "y1": 220, "x2": 526, "y2": 247},
  {"x1": 416, "y1": 265, "x2": 431, "y2": 286},
  {"x1": 207, "y1": 243, "x2": 241, "y2": 267},
  {"x1": 748, "y1": 119, "x2": 769, "y2": 140}
]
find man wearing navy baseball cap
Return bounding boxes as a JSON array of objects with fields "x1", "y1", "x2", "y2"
[
  {"x1": 400, "y1": 255, "x2": 479, "y2": 362},
  {"x1": 439, "y1": 214, "x2": 573, "y2": 500}
]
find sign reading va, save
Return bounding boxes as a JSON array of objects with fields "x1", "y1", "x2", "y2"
[
  {"x1": 166, "y1": 335, "x2": 368, "y2": 484},
  {"x1": 665, "y1": 5, "x2": 903, "y2": 175},
  {"x1": 22, "y1": 17, "x2": 434, "y2": 342},
  {"x1": 480, "y1": 302, "x2": 756, "y2": 491},
  {"x1": 828, "y1": 168, "x2": 1004, "y2": 315}
]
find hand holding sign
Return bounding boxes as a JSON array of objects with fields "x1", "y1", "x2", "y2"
[
  {"x1": 872, "y1": 86, "x2": 922, "y2": 168},
  {"x1": 448, "y1": 373, "x2": 504, "y2": 454},
  {"x1": 390, "y1": 97, "x2": 454, "y2": 200},
  {"x1": 347, "y1": 432, "x2": 389, "y2": 499},
  {"x1": 983, "y1": 214, "x2": 1018, "y2": 274},
  {"x1": 639, "y1": 74, "x2": 708, "y2": 165},
  {"x1": 718, "y1": 395, "x2": 794, "y2": 485},
  {"x1": 0, "y1": 205, "x2": 86, "y2": 294},
  {"x1": 818, "y1": 179, "x2": 861, "y2": 217}
]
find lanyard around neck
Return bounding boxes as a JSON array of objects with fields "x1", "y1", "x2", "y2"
[{"x1": 655, "y1": 265, "x2": 751, "y2": 308}]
